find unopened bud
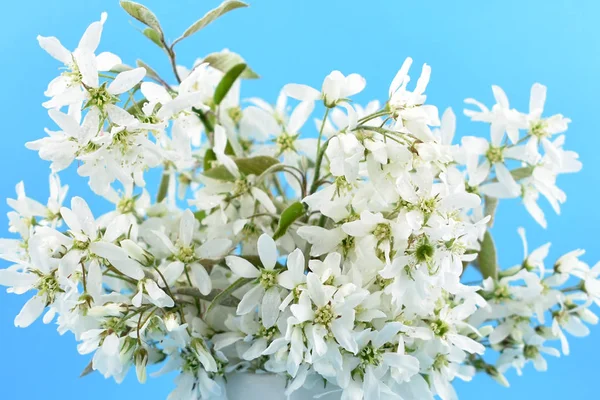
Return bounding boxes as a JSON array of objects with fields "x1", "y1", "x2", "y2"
[{"x1": 134, "y1": 347, "x2": 149, "y2": 384}]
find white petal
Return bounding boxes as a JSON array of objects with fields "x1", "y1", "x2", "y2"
[
  {"x1": 37, "y1": 35, "x2": 71, "y2": 64},
  {"x1": 108, "y1": 67, "x2": 146, "y2": 95},
  {"x1": 106, "y1": 104, "x2": 135, "y2": 126},
  {"x1": 145, "y1": 279, "x2": 174, "y2": 307},
  {"x1": 225, "y1": 256, "x2": 260, "y2": 278},
  {"x1": 287, "y1": 101, "x2": 314, "y2": 134},
  {"x1": 250, "y1": 188, "x2": 276, "y2": 214},
  {"x1": 306, "y1": 273, "x2": 327, "y2": 307},
  {"x1": 15, "y1": 296, "x2": 46, "y2": 328},
  {"x1": 236, "y1": 285, "x2": 265, "y2": 315},
  {"x1": 283, "y1": 84, "x2": 321, "y2": 102},
  {"x1": 257, "y1": 234, "x2": 278, "y2": 270},
  {"x1": 96, "y1": 52, "x2": 122, "y2": 71},
  {"x1": 190, "y1": 263, "x2": 212, "y2": 295},
  {"x1": 261, "y1": 287, "x2": 281, "y2": 328},
  {"x1": 179, "y1": 209, "x2": 196, "y2": 247}
]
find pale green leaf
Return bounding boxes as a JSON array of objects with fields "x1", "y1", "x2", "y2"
[
  {"x1": 120, "y1": 1, "x2": 163, "y2": 36},
  {"x1": 204, "y1": 156, "x2": 280, "y2": 181},
  {"x1": 180, "y1": 1, "x2": 248, "y2": 39},
  {"x1": 483, "y1": 195, "x2": 499, "y2": 227},
  {"x1": 136, "y1": 59, "x2": 161, "y2": 83},
  {"x1": 273, "y1": 202, "x2": 306, "y2": 240},
  {"x1": 109, "y1": 64, "x2": 133, "y2": 74},
  {"x1": 478, "y1": 231, "x2": 498, "y2": 280},
  {"x1": 510, "y1": 166, "x2": 534, "y2": 180},
  {"x1": 203, "y1": 51, "x2": 259, "y2": 79},
  {"x1": 142, "y1": 27, "x2": 164, "y2": 49},
  {"x1": 206, "y1": 277, "x2": 252, "y2": 315}
]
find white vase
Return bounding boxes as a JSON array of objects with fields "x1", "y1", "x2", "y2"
[{"x1": 223, "y1": 373, "x2": 341, "y2": 400}]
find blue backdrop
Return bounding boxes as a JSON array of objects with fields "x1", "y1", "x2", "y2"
[{"x1": 1, "y1": 0, "x2": 598, "y2": 398}]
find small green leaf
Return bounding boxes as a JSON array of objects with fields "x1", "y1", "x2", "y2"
[
  {"x1": 136, "y1": 59, "x2": 161, "y2": 83},
  {"x1": 273, "y1": 202, "x2": 306, "y2": 240},
  {"x1": 203, "y1": 51, "x2": 259, "y2": 79},
  {"x1": 109, "y1": 64, "x2": 133, "y2": 74},
  {"x1": 235, "y1": 156, "x2": 280, "y2": 176},
  {"x1": 142, "y1": 27, "x2": 164, "y2": 49},
  {"x1": 204, "y1": 156, "x2": 280, "y2": 181},
  {"x1": 478, "y1": 231, "x2": 498, "y2": 280},
  {"x1": 156, "y1": 172, "x2": 170, "y2": 203},
  {"x1": 125, "y1": 98, "x2": 148, "y2": 115},
  {"x1": 204, "y1": 149, "x2": 217, "y2": 171},
  {"x1": 194, "y1": 210, "x2": 206, "y2": 222},
  {"x1": 510, "y1": 166, "x2": 534, "y2": 180},
  {"x1": 206, "y1": 277, "x2": 252, "y2": 315},
  {"x1": 180, "y1": 1, "x2": 248, "y2": 40},
  {"x1": 483, "y1": 196, "x2": 499, "y2": 227},
  {"x1": 213, "y1": 63, "x2": 247, "y2": 105},
  {"x1": 120, "y1": 1, "x2": 163, "y2": 36}
]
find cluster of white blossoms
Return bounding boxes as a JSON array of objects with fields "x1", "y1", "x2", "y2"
[{"x1": 0, "y1": 2, "x2": 597, "y2": 400}]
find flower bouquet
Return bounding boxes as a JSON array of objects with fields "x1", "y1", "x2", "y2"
[{"x1": 1, "y1": 1, "x2": 597, "y2": 399}]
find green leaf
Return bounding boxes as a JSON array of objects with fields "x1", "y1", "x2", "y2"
[
  {"x1": 213, "y1": 63, "x2": 247, "y2": 105},
  {"x1": 136, "y1": 59, "x2": 161, "y2": 83},
  {"x1": 142, "y1": 27, "x2": 165, "y2": 49},
  {"x1": 194, "y1": 210, "x2": 206, "y2": 222},
  {"x1": 204, "y1": 156, "x2": 280, "y2": 181},
  {"x1": 109, "y1": 64, "x2": 133, "y2": 74},
  {"x1": 156, "y1": 172, "x2": 170, "y2": 203},
  {"x1": 120, "y1": 1, "x2": 163, "y2": 36},
  {"x1": 173, "y1": 287, "x2": 238, "y2": 306},
  {"x1": 206, "y1": 277, "x2": 252, "y2": 315},
  {"x1": 510, "y1": 166, "x2": 534, "y2": 180},
  {"x1": 204, "y1": 149, "x2": 217, "y2": 171},
  {"x1": 273, "y1": 202, "x2": 306, "y2": 240},
  {"x1": 477, "y1": 231, "x2": 498, "y2": 280},
  {"x1": 180, "y1": 1, "x2": 248, "y2": 40},
  {"x1": 483, "y1": 195, "x2": 499, "y2": 227},
  {"x1": 203, "y1": 51, "x2": 259, "y2": 79},
  {"x1": 126, "y1": 98, "x2": 148, "y2": 115}
]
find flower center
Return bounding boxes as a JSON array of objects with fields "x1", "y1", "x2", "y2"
[
  {"x1": 529, "y1": 120, "x2": 548, "y2": 138},
  {"x1": 233, "y1": 178, "x2": 250, "y2": 196},
  {"x1": 485, "y1": 146, "x2": 504, "y2": 163},
  {"x1": 415, "y1": 241, "x2": 435, "y2": 263},
  {"x1": 314, "y1": 304, "x2": 335, "y2": 326},
  {"x1": 117, "y1": 197, "x2": 136, "y2": 214},
  {"x1": 523, "y1": 344, "x2": 539, "y2": 359},
  {"x1": 85, "y1": 83, "x2": 118, "y2": 110},
  {"x1": 275, "y1": 133, "x2": 297, "y2": 153},
  {"x1": 227, "y1": 106, "x2": 243, "y2": 124},
  {"x1": 433, "y1": 354, "x2": 449, "y2": 371},
  {"x1": 430, "y1": 319, "x2": 450, "y2": 337},
  {"x1": 373, "y1": 223, "x2": 391, "y2": 242},
  {"x1": 359, "y1": 345, "x2": 383, "y2": 367},
  {"x1": 178, "y1": 246, "x2": 196, "y2": 263},
  {"x1": 259, "y1": 270, "x2": 278, "y2": 289}
]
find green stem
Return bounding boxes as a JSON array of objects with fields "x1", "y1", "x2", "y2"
[{"x1": 310, "y1": 108, "x2": 331, "y2": 195}]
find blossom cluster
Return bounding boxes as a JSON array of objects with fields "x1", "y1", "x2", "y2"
[{"x1": 0, "y1": 3, "x2": 597, "y2": 400}]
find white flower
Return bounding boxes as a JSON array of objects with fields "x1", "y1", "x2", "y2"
[
  {"x1": 226, "y1": 234, "x2": 282, "y2": 328},
  {"x1": 289, "y1": 272, "x2": 360, "y2": 356},
  {"x1": 150, "y1": 209, "x2": 231, "y2": 295},
  {"x1": 284, "y1": 70, "x2": 366, "y2": 107},
  {"x1": 39, "y1": 12, "x2": 121, "y2": 109}
]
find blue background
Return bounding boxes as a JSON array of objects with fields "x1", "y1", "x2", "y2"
[{"x1": 1, "y1": 0, "x2": 599, "y2": 398}]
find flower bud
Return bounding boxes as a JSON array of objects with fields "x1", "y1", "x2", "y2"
[{"x1": 134, "y1": 347, "x2": 149, "y2": 384}]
